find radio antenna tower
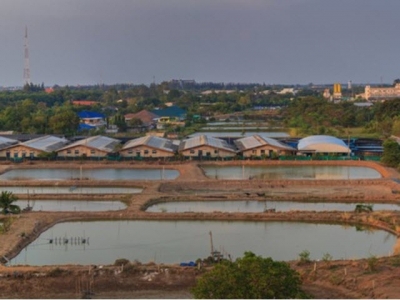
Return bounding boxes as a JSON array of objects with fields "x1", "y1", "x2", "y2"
[{"x1": 23, "y1": 25, "x2": 31, "y2": 85}]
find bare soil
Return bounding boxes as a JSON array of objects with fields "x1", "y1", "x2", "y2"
[{"x1": 1, "y1": 160, "x2": 400, "y2": 299}]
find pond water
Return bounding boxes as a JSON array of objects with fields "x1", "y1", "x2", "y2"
[
  {"x1": 0, "y1": 186, "x2": 142, "y2": 194},
  {"x1": 146, "y1": 200, "x2": 400, "y2": 213},
  {"x1": 8, "y1": 220, "x2": 396, "y2": 266},
  {"x1": 0, "y1": 168, "x2": 179, "y2": 181},
  {"x1": 202, "y1": 165, "x2": 382, "y2": 180},
  {"x1": 16, "y1": 200, "x2": 126, "y2": 212}
]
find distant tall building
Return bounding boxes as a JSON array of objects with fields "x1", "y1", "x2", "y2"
[
  {"x1": 348, "y1": 80, "x2": 352, "y2": 90},
  {"x1": 333, "y1": 83, "x2": 342, "y2": 99},
  {"x1": 23, "y1": 26, "x2": 31, "y2": 85},
  {"x1": 365, "y1": 84, "x2": 400, "y2": 101}
]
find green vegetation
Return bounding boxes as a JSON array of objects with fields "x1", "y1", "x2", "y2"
[
  {"x1": 381, "y1": 139, "x2": 400, "y2": 167},
  {"x1": 0, "y1": 191, "x2": 21, "y2": 214},
  {"x1": 298, "y1": 250, "x2": 311, "y2": 264},
  {"x1": 191, "y1": 251, "x2": 309, "y2": 299},
  {"x1": 354, "y1": 204, "x2": 374, "y2": 213}
]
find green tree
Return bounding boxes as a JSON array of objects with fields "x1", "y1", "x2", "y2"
[
  {"x1": 381, "y1": 139, "x2": 400, "y2": 167},
  {"x1": 191, "y1": 252, "x2": 308, "y2": 299},
  {"x1": 48, "y1": 105, "x2": 80, "y2": 135},
  {"x1": 0, "y1": 191, "x2": 21, "y2": 214}
]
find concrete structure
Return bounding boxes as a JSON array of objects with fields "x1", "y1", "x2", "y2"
[
  {"x1": 120, "y1": 136, "x2": 178, "y2": 158},
  {"x1": 179, "y1": 135, "x2": 236, "y2": 159},
  {"x1": 57, "y1": 135, "x2": 120, "y2": 158},
  {"x1": 365, "y1": 84, "x2": 400, "y2": 101},
  {"x1": 234, "y1": 135, "x2": 296, "y2": 158},
  {"x1": 297, "y1": 135, "x2": 350, "y2": 155},
  {"x1": 0, "y1": 135, "x2": 68, "y2": 159}
]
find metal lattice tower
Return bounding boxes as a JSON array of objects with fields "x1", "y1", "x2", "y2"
[{"x1": 23, "y1": 26, "x2": 31, "y2": 85}]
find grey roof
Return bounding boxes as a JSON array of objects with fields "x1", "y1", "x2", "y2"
[
  {"x1": 122, "y1": 136, "x2": 178, "y2": 153},
  {"x1": 0, "y1": 136, "x2": 18, "y2": 150},
  {"x1": 188, "y1": 131, "x2": 290, "y2": 139},
  {"x1": 22, "y1": 135, "x2": 69, "y2": 152},
  {"x1": 298, "y1": 135, "x2": 350, "y2": 153},
  {"x1": 58, "y1": 135, "x2": 120, "y2": 153},
  {"x1": 179, "y1": 135, "x2": 236, "y2": 153},
  {"x1": 234, "y1": 135, "x2": 296, "y2": 151}
]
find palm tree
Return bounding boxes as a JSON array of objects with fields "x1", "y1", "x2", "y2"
[{"x1": 0, "y1": 191, "x2": 21, "y2": 214}]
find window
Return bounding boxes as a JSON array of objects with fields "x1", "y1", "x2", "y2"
[
  {"x1": 74, "y1": 150, "x2": 79, "y2": 155},
  {"x1": 260, "y1": 150, "x2": 265, "y2": 154},
  {"x1": 90, "y1": 150, "x2": 95, "y2": 154},
  {"x1": 152, "y1": 150, "x2": 157, "y2": 154},
  {"x1": 190, "y1": 149, "x2": 195, "y2": 154},
  {"x1": 214, "y1": 149, "x2": 218, "y2": 154},
  {"x1": 67, "y1": 150, "x2": 71, "y2": 154},
  {"x1": 144, "y1": 150, "x2": 149, "y2": 155},
  {"x1": 128, "y1": 150, "x2": 133, "y2": 154}
]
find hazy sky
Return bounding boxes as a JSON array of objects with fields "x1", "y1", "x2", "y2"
[{"x1": 1, "y1": 0, "x2": 399, "y2": 87}]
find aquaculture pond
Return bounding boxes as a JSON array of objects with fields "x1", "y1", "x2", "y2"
[
  {"x1": 146, "y1": 200, "x2": 400, "y2": 213},
  {"x1": 0, "y1": 168, "x2": 179, "y2": 181},
  {"x1": 8, "y1": 220, "x2": 397, "y2": 266},
  {"x1": 0, "y1": 186, "x2": 142, "y2": 194},
  {"x1": 16, "y1": 199, "x2": 127, "y2": 212},
  {"x1": 202, "y1": 165, "x2": 382, "y2": 180}
]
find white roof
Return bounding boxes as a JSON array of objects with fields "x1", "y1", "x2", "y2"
[
  {"x1": 235, "y1": 135, "x2": 295, "y2": 151},
  {"x1": 122, "y1": 136, "x2": 178, "y2": 153},
  {"x1": 298, "y1": 135, "x2": 350, "y2": 153},
  {"x1": 0, "y1": 136, "x2": 18, "y2": 150},
  {"x1": 22, "y1": 135, "x2": 69, "y2": 152},
  {"x1": 58, "y1": 135, "x2": 120, "y2": 153},
  {"x1": 179, "y1": 135, "x2": 236, "y2": 153}
]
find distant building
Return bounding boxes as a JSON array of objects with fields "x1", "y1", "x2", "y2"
[
  {"x1": 323, "y1": 89, "x2": 331, "y2": 100},
  {"x1": 57, "y1": 135, "x2": 120, "y2": 159},
  {"x1": 0, "y1": 135, "x2": 68, "y2": 159},
  {"x1": 72, "y1": 100, "x2": 98, "y2": 106},
  {"x1": 120, "y1": 136, "x2": 178, "y2": 158},
  {"x1": 234, "y1": 135, "x2": 296, "y2": 158},
  {"x1": 179, "y1": 135, "x2": 236, "y2": 159},
  {"x1": 78, "y1": 111, "x2": 106, "y2": 129},
  {"x1": 297, "y1": 135, "x2": 350, "y2": 155},
  {"x1": 124, "y1": 110, "x2": 158, "y2": 131},
  {"x1": 333, "y1": 83, "x2": 342, "y2": 100},
  {"x1": 365, "y1": 83, "x2": 400, "y2": 101}
]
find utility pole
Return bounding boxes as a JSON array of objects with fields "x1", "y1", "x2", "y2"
[{"x1": 23, "y1": 25, "x2": 31, "y2": 86}]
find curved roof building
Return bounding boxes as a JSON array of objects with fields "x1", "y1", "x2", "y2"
[{"x1": 297, "y1": 135, "x2": 350, "y2": 154}]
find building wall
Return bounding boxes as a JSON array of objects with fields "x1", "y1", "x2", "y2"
[
  {"x1": 241, "y1": 147, "x2": 294, "y2": 158},
  {"x1": 0, "y1": 145, "x2": 43, "y2": 158},
  {"x1": 365, "y1": 84, "x2": 400, "y2": 100},
  {"x1": 57, "y1": 145, "x2": 108, "y2": 157},
  {"x1": 120, "y1": 146, "x2": 175, "y2": 158},
  {"x1": 180, "y1": 145, "x2": 235, "y2": 158}
]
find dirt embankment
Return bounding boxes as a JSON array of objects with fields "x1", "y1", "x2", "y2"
[{"x1": 2, "y1": 160, "x2": 400, "y2": 298}]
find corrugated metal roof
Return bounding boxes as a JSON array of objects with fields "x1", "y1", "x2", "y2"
[
  {"x1": 23, "y1": 135, "x2": 69, "y2": 152},
  {"x1": 58, "y1": 135, "x2": 120, "y2": 153},
  {"x1": 122, "y1": 136, "x2": 177, "y2": 153},
  {"x1": 179, "y1": 135, "x2": 236, "y2": 152},
  {"x1": 298, "y1": 135, "x2": 350, "y2": 153},
  {"x1": 235, "y1": 135, "x2": 295, "y2": 151},
  {"x1": 0, "y1": 136, "x2": 18, "y2": 150}
]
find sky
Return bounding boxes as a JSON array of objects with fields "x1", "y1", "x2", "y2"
[{"x1": 0, "y1": 0, "x2": 399, "y2": 87}]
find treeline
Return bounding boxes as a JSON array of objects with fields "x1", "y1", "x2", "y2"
[{"x1": 1, "y1": 82, "x2": 400, "y2": 138}]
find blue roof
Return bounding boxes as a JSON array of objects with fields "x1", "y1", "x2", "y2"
[
  {"x1": 152, "y1": 106, "x2": 186, "y2": 118},
  {"x1": 78, "y1": 111, "x2": 105, "y2": 119},
  {"x1": 78, "y1": 123, "x2": 96, "y2": 131}
]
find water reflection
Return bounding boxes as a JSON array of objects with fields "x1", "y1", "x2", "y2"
[
  {"x1": 8, "y1": 220, "x2": 396, "y2": 266},
  {"x1": 202, "y1": 165, "x2": 381, "y2": 180},
  {"x1": 146, "y1": 200, "x2": 400, "y2": 213},
  {"x1": 16, "y1": 199, "x2": 126, "y2": 212},
  {"x1": 0, "y1": 168, "x2": 179, "y2": 181},
  {"x1": 0, "y1": 186, "x2": 142, "y2": 194}
]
